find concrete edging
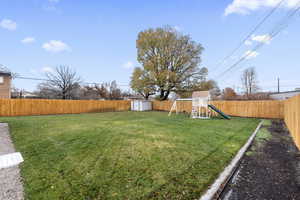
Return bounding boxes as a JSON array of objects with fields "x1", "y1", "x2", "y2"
[{"x1": 199, "y1": 120, "x2": 263, "y2": 200}]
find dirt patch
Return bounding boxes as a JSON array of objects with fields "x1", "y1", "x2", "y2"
[{"x1": 220, "y1": 120, "x2": 300, "y2": 200}]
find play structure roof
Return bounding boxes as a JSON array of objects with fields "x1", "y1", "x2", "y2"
[{"x1": 192, "y1": 91, "x2": 210, "y2": 98}]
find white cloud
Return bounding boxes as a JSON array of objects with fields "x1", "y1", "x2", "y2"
[
  {"x1": 122, "y1": 61, "x2": 134, "y2": 69},
  {"x1": 42, "y1": 40, "x2": 71, "y2": 53},
  {"x1": 41, "y1": 66, "x2": 54, "y2": 73},
  {"x1": 244, "y1": 34, "x2": 272, "y2": 46},
  {"x1": 225, "y1": 0, "x2": 300, "y2": 16},
  {"x1": 251, "y1": 34, "x2": 272, "y2": 44},
  {"x1": 0, "y1": 19, "x2": 17, "y2": 31},
  {"x1": 21, "y1": 37, "x2": 35, "y2": 44},
  {"x1": 244, "y1": 40, "x2": 252, "y2": 46},
  {"x1": 244, "y1": 50, "x2": 259, "y2": 59}
]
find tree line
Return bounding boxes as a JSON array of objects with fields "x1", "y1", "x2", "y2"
[
  {"x1": 221, "y1": 67, "x2": 269, "y2": 100},
  {"x1": 11, "y1": 66, "x2": 130, "y2": 100}
]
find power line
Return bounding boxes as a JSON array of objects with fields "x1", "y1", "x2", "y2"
[
  {"x1": 214, "y1": 1, "x2": 300, "y2": 81},
  {"x1": 14, "y1": 75, "x2": 131, "y2": 87},
  {"x1": 232, "y1": 84, "x2": 300, "y2": 88},
  {"x1": 15, "y1": 76, "x2": 48, "y2": 81},
  {"x1": 210, "y1": 0, "x2": 286, "y2": 73}
]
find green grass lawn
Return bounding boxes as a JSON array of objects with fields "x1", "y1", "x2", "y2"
[{"x1": 0, "y1": 112, "x2": 259, "y2": 200}]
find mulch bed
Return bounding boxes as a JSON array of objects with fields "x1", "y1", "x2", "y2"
[{"x1": 219, "y1": 120, "x2": 300, "y2": 200}]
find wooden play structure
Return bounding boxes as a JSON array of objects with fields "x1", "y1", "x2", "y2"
[
  {"x1": 168, "y1": 91, "x2": 230, "y2": 120},
  {"x1": 191, "y1": 91, "x2": 211, "y2": 119},
  {"x1": 168, "y1": 91, "x2": 211, "y2": 118},
  {"x1": 168, "y1": 98, "x2": 192, "y2": 116}
]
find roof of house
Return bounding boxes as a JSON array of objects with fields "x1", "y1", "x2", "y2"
[
  {"x1": 0, "y1": 71, "x2": 12, "y2": 76},
  {"x1": 269, "y1": 90, "x2": 300, "y2": 95},
  {"x1": 192, "y1": 91, "x2": 210, "y2": 98}
]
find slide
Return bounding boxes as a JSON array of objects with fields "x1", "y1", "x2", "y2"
[{"x1": 208, "y1": 104, "x2": 231, "y2": 120}]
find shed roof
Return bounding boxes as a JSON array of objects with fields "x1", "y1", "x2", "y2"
[{"x1": 192, "y1": 91, "x2": 210, "y2": 98}]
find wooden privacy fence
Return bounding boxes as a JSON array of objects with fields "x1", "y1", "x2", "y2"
[
  {"x1": 0, "y1": 97, "x2": 299, "y2": 149},
  {"x1": 154, "y1": 97, "x2": 300, "y2": 149},
  {"x1": 0, "y1": 99, "x2": 130, "y2": 117},
  {"x1": 0, "y1": 99, "x2": 285, "y2": 118},
  {"x1": 153, "y1": 100, "x2": 284, "y2": 119},
  {"x1": 212, "y1": 101, "x2": 284, "y2": 119},
  {"x1": 284, "y1": 95, "x2": 300, "y2": 149}
]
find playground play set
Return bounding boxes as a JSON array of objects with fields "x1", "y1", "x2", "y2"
[{"x1": 168, "y1": 91, "x2": 230, "y2": 120}]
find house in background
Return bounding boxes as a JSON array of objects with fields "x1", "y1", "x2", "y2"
[
  {"x1": 0, "y1": 71, "x2": 12, "y2": 99},
  {"x1": 11, "y1": 90, "x2": 38, "y2": 99},
  {"x1": 269, "y1": 88, "x2": 300, "y2": 100}
]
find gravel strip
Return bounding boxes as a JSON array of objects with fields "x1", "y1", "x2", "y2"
[
  {"x1": 200, "y1": 121, "x2": 263, "y2": 200},
  {"x1": 219, "y1": 120, "x2": 300, "y2": 200},
  {"x1": 0, "y1": 123, "x2": 24, "y2": 200}
]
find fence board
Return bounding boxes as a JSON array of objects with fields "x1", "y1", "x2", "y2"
[
  {"x1": 0, "y1": 99, "x2": 130, "y2": 117},
  {"x1": 284, "y1": 95, "x2": 300, "y2": 149},
  {"x1": 153, "y1": 100, "x2": 284, "y2": 119},
  {"x1": 212, "y1": 100, "x2": 284, "y2": 119}
]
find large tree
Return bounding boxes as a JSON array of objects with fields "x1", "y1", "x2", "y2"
[
  {"x1": 135, "y1": 26, "x2": 204, "y2": 100},
  {"x1": 40, "y1": 66, "x2": 81, "y2": 99},
  {"x1": 241, "y1": 67, "x2": 259, "y2": 98},
  {"x1": 130, "y1": 67, "x2": 156, "y2": 99}
]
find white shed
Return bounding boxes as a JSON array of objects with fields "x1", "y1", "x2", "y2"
[{"x1": 131, "y1": 100, "x2": 152, "y2": 111}]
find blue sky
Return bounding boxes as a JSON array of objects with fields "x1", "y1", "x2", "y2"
[{"x1": 1, "y1": 0, "x2": 300, "y2": 92}]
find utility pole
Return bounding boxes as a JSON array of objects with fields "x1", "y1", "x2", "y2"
[{"x1": 277, "y1": 77, "x2": 280, "y2": 93}]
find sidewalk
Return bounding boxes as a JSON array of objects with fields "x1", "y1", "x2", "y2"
[
  {"x1": 0, "y1": 123, "x2": 24, "y2": 200},
  {"x1": 220, "y1": 120, "x2": 300, "y2": 200}
]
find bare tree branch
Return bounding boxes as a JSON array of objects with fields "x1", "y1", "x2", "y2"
[
  {"x1": 40, "y1": 66, "x2": 81, "y2": 99},
  {"x1": 241, "y1": 67, "x2": 259, "y2": 99}
]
